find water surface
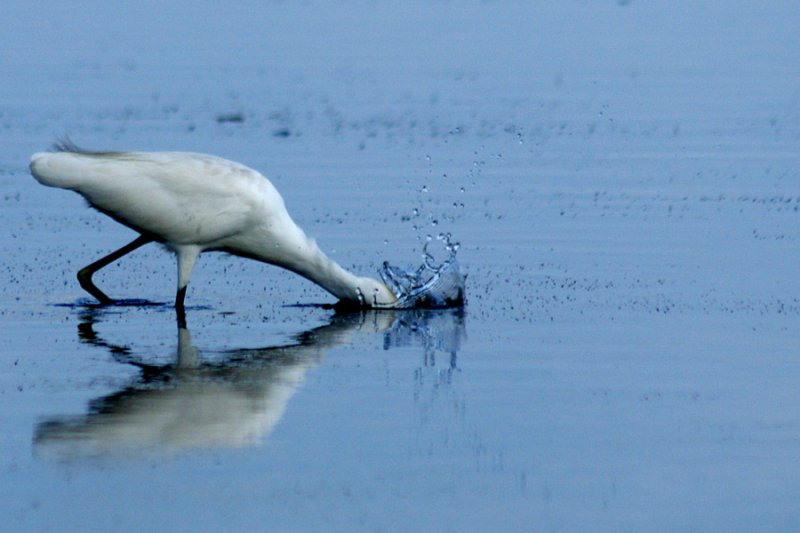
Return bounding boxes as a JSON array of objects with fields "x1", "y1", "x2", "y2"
[{"x1": 2, "y1": 1, "x2": 800, "y2": 531}]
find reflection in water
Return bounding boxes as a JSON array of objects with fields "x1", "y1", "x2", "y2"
[
  {"x1": 34, "y1": 307, "x2": 466, "y2": 459},
  {"x1": 383, "y1": 308, "x2": 466, "y2": 380}
]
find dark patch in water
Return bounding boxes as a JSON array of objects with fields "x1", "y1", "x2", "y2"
[{"x1": 216, "y1": 112, "x2": 245, "y2": 123}]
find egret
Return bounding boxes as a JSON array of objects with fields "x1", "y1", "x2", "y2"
[{"x1": 30, "y1": 143, "x2": 398, "y2": 316}]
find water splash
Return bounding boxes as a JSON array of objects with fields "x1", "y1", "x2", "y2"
[{"x1": 380, "y1": 233, "x2": 466, "y2": 308}]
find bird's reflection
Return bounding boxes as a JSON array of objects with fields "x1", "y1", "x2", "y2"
[
  {"x1": 34, "y1": 306, "x2": 466, "y2": 459},
  {"x1": 383, "y1": 308, "x2": 466, "y2": 380}
]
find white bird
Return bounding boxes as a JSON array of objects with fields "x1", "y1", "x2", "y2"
[{"x1": 29, "y1": 143, "x2": 398, "y2": 316}]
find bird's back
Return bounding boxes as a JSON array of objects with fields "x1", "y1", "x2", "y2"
[{"x1": 30, "y1": 148, "x2": 288, "y2": 246}]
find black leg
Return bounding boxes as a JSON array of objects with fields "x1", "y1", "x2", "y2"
[
  {"x1": 175, "y1": 285, "x2": 188, "y2": 328},
  {"x1": 77, "y1": 235, "x2": 153, "y2": 304}
]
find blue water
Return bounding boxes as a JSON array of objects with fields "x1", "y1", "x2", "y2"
[{"x1": 2, "y1": 1, "x2": 800, "y2": 531}]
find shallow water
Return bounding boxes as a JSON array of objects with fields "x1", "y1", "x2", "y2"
[{"x1": 2, "y1": 1, "x2": 800, "y2": 531}]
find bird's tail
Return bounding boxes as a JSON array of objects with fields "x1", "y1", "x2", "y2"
[{"x1": 30, "y1": 150, "x2": 93, "y2": 190}]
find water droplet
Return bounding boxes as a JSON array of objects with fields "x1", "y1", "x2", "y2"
[
  {"x1": 421, "y1": 185, "x2": 429, "y2": 193},
  {"x1": 379, "y1": 231, "x2": 465, "y2": 308}
]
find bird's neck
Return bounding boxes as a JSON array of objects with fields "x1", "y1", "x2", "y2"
[
  {"x1": 259, "y1": 225, "x2": 368, "y2": 304},
  {"x1": 294, "y1": 246, "x2": 366, "y2": 303}
]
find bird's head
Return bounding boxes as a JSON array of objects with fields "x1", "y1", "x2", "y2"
[{"x1": 356, "y1": 277, "x2": 398, "y2": 308}]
